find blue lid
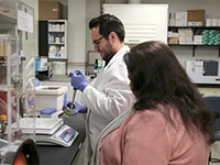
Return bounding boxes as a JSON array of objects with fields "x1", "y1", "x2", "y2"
[
  {"x1": 35, "y1": 78, "x2": 41, "y2": 87},
  {"x1": 40, "y1": 108, "x2": 57, "y2": 115}
]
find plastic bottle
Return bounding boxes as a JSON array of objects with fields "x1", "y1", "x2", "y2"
[
  {"x1": 49, "y1": 45, "x2": 56, "y2": 57},
  {"x1": 0, "y1": 114, "x2": 7, "y2": 138},
  {"x1": 60, "y1": 24, "x2": 65, "y2": 31},
  {"x1": 94, "y1": 59, "x2": 98, "y2": 74},
  {"x1": 61, "y1": 35, "x2": 65, "y2": 43},
  {"x1": 97, "y1": 60, "x2": 102, "y2": 73},
  {"x1": 60, "y1": 46, "x2": 65, "y2": 57}
]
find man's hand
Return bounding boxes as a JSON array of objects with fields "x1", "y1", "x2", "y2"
[
  {"x1": 64, "y1": 101, "x2": 88, "y2": 117},
  {"x1": 71, "y1": 70, "x2": 89, "y2": 92},
  {"x1": 72, "y1": 101, "x2": 88, "y2": 116}
]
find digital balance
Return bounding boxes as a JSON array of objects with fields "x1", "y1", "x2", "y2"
[{"x1": 12, "y1": 118, "x2": 79, "y2": 147}]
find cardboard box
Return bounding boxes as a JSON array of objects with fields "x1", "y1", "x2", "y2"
[
  {"x1": 39, "y1": 1, "x2": 62, "y2": 20},
  {"x1": 0, "y1": 39, "x2": 7, "y2": 57},
  {"x1": 175, "y1": 12, "x2": 187, "y2": 26},
  {"x1": 187, "y1": 10, "x2": 205, "y2": 26},
  {"x1": 168, "y1": 37, "x2": 178, "y2": 44}
]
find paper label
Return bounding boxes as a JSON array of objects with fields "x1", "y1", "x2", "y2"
[{"x1": 17, "y1": 10, "x2": 33, "y2": 33}]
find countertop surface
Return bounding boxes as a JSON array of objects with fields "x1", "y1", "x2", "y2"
[
  {"x1": 42, "y1": 75, "x2": 92, "y2": 83},
  {"x1": 47, "y1": 75, "x2": 71, "y2": 82}
]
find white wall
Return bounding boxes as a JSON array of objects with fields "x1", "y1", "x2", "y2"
[
  {"x1": 86, "y1": 0, "x2": 100, "y2": 52},
  {"x1": 67, "y1": 0, "x2": 87, "y2": 73},
  {"x1": 66, "y1": 0, "x2": 100, "y2": 73}
]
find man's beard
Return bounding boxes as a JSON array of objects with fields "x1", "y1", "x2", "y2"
[{"x1": 102, "y1": 42, "x2": 115, "y2": 61}]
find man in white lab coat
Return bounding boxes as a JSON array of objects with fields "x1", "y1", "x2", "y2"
[{"x1": 70, "y1": 14, "x2": 135, "y2": 165}]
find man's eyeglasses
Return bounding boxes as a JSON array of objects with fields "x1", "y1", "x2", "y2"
[{"x1": 92, "y1": 36, "x2": 104, "y2": 47}]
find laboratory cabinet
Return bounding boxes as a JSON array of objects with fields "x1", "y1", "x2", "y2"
[{"x1": 39, "y1": 20, "x2": 68, "y2": 75}]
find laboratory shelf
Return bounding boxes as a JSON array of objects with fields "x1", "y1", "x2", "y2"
[
  {"x1": 48, "y1": 31, "x2": 65, "y2": 33},
  {"x1": 169, "y1": 44, "x2": 220, "y2": 57},
  {"x1": 48, "y1": 57, "x2": 67, "y2": 60},
  {"x1": 168, "y1": 26, "x2": 220, "y2": 29},
  {"x1": 48, "y1": 43, "x2": 65, "y2": 45},
  {"x1": 168, "y1": 44, "x2": 220, "y2": 46},
  {"x1": 0, "y1": 7, "x2": 16, "y2": 24},
  {"x1": 168, "y1": 26, "x2": 220, "y2": 57}
]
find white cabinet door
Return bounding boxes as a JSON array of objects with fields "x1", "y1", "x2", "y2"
[{"x1": 103, "y1": 4, "x2": 168, "y2": 44}]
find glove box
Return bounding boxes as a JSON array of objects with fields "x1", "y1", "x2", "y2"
[{"x1": 35, "y1": 86, "x2": 67, "y2": 111}]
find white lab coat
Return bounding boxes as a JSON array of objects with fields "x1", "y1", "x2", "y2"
[{"x1": 80, "y1": 45, "x2": 135, "y2": 165}]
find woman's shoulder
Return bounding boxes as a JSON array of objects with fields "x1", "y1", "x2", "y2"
[
  {"x1": 131, "y1": 106, "x2": 167, "y2": 121},
  {"x1": 125, "y1": 105, "x2": 182, "y2": 131},
  {"x1": 124, "y1": 109, "x2": 168, "y2": 131}
]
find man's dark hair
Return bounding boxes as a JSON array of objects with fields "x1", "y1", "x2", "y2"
[{"x1": 89, "y1": 13, "x2": 125, "y2": 42}]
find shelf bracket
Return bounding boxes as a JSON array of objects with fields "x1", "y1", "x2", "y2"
[
  {"x1": 219, "y1": 46, "x2": 220, "y2": 57},
  {"x1": 192, "y1": 46, "x2": 196, "y2": 57}
]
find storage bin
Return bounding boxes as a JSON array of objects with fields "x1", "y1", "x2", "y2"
[
  {"x1": 53, "y1": 61, "x2": 66, "y2": 75},
  {"x1": 35, "y1": 85, "x2": 67, "y2": 111}
]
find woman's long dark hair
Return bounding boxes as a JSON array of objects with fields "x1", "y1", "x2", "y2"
[{"x1": 124, "y1": 41, "x2": 216, "y2": 144}]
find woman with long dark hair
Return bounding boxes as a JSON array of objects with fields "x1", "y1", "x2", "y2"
[{"x1": 90, "y1": 41, "x2": 216, "y2": 165}]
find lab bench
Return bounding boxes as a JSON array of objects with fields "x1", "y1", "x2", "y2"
[{"x1": 36, "y1": 114, "x2": 86, "y2": 165}]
